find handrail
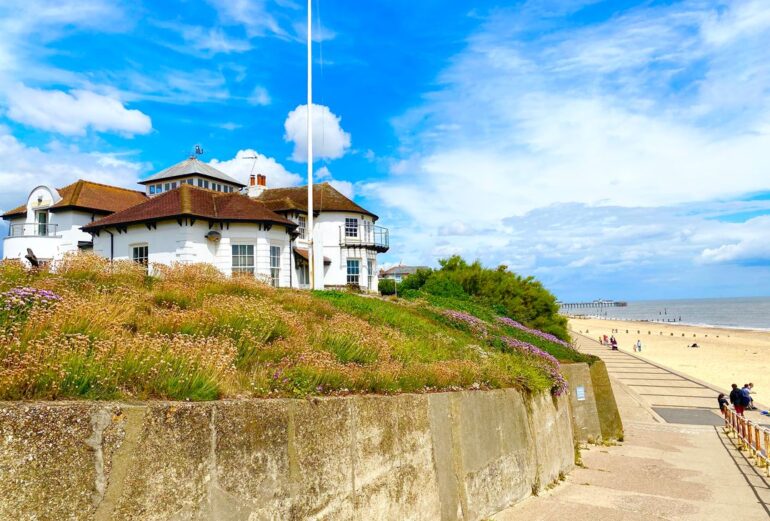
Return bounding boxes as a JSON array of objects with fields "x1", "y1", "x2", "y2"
[
  {"x1": 7, "y1": 223, "x2": 59, "y2": 237},
  {"x1": 339, "y1": 223, "x2": 389, "y2": 252},
  {"x1": 723, "y1": 407, "x2": 770, "y2": 476}
]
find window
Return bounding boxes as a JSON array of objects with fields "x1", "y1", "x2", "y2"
[
  {"x1": 149, "y1": 185, "x2": 156, "y2": 195},
  {"x1": 132, "y1": 245, "x2": 149, "y2": 268},
  {"x1": 36, "y1": 210, "x2": 48, "y2": 236},
  {"x1": 270, "y1": 246, "x2": 281, "y2": 287},
  {"x1": 154, "y1": 184, "x2": 162, "y2": 193},
  {"x1": 297, "y1": 263, "x2": 309, "y2": 286},
  {"x1": 367, "y1": 259, "x2": 374, "y2": 290},
  {"x1": 164, "y1": 183, "x2": 170, "y2": 191},
  {"x1": 186, "y1": 179, "x2": 194, "y2": 185},
  {"x1": 231, "y1": 244, "x2": 255, "y2": 275},
  {"x1": 345, "y1": 218, "x2": 358, "y2": 238},
  {"x1": 347, "y1": 259, "x2": 360, "y2": 285},
  {"x1": 171, "y1": 182, "x2": 177, "y2": 189},
  {"x1": 298, "y1": 215, "x2": 307, "y2": 239},
  {"x1": 204, "y1": 180, "x2": 210, "y2": 189},
  {"x1": 197, "y1": 179, "x2": 204, "y2": 188}
]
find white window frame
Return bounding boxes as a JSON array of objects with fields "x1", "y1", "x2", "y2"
[
  {"x1": 131, "y1": 244, "x2": 149, "y2": 268},
  {"x1": 367, "y1": 259, "x2": 375, "y2": 290},
  {"x1": 231, "y1": 243, "x2": 255, "y2": 275},
  {"x1": 297, "y1": 262, "x2": 309, "y2": 286},
  {"x1": 347, "y1": 258, "x2": 360, "y2": 285},
  {"x1": 345, "y1": 217, "x2": 358, "y2": 238},
  {"x1": 270, "y1": 245, "x2": 281, "y2": 287},
  {"x1": 297, "y1": 215, "x2": 307, "y2": 239}
]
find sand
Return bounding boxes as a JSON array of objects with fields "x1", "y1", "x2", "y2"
[{"x1": 569, "y1": 317, "x2": 770, "y2": 407}]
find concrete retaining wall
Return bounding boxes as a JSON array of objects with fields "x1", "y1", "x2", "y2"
[
  {"x1": 0, "y1": 389, "x2": 574, "y2": 521},
  {"x1": 561, "y1": 361, "x2": 623, "y2": 443}
]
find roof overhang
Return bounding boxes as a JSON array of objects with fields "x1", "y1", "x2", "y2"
[{"x1": 138, "y1": 173, "x2": 246, "y2": 188}]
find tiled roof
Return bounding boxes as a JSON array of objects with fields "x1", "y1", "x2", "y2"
[
  {"x1": 2, "y1": 180, "x2": 147, "y2": 218},
  {"x1": 139, "y1": 158, "x2": 245, "y2": 187},
  {"x1": 82, "y1": 184, "x2": 295, "y2": 231},
  {"x1": 293, "y1": 247, "x2": 331, "y2": 265},
  {"x1": 258, "y1": 182, "x2": 378, "y2": 220},
  {"x1": 382, "y1": 265, "x2": 431, "y2": 276}
]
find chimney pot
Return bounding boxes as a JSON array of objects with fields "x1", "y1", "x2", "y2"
[
  {"x1": 249, "y1": 174, "x2": 256, "y2": 186},
  {"x1": 257, "y1": 174, "x2": 266, "y2": 187}
]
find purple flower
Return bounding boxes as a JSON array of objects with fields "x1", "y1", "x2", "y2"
[
  {"x1": 501, "y1": 336, "x2": 568, "y2": 396},
  {"x1": 0, "y1": 287, "x2": 61, "y2": 313},
  {"x1": 442, "y1": 310, "x2": 489, "y2": 336},
  {"x1": 496, "y1": 316, "x2": 573, "y2": 349}
]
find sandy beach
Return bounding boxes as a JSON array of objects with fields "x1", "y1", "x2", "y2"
[{"x1": 569, "y1": 317, "x2": 770, "y2": 407}]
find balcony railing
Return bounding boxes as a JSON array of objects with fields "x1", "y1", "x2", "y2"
[
  {"x1": 340, "y1": 223, "x2": 389, "y2": 252},
  {"x1": 8, "y1": 223, "x2": 59, "y2": 237}
]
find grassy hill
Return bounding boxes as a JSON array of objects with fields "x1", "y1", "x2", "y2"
[{"x1": 0, "y1": 255, "x2": 594, "y2": 401}]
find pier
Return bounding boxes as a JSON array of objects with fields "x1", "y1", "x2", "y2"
[{"x1": 558, "y1": 299, "x2": 627, "y2": 310}]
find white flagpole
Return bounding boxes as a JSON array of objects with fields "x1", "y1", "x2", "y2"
[{"x1": 307, "y1": 0, "x2": 315, "y2": 289}]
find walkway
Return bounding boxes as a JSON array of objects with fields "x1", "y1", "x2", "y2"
[{"x1": 493, "y1": 334, "x2": 770, "y2": 520}]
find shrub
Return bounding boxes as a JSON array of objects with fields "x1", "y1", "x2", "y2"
[
  {"x1": 378, "y1": 278, "x2": 396, "y2": 295},
  {"x1": 397, "y1": 268, "x2": 432, "y2": 292}
]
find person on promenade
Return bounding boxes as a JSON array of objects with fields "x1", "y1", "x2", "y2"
[
  {"x1": 635, "y1": 339, "x2": 642, "y2": 352},
  {"x1": 730, "y1": 384, "x2": 746, "y2": 416},
  {"x1": 718, "y1": 393, "x2": 729, "y2": 416},
  {"x1": 610, "y1": 335, "x2": 618, "y2": 350},
  {"x1": 748, "y1": 383, "x2": 757, "y2": 410},
  {"x1": 742, "y1": 384, "x2": 755, "y2": 411}
]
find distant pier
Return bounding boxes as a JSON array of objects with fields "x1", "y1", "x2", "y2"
[{"x1": 559, "y1": 299, "x2": 628, "y2": 310}]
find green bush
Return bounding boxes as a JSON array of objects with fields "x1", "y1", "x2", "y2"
[
  {"x1": 378, "y1": 278, "x2": 396, "y2": 295},
  {"x1": 397, "y1": 268, "x2": 433, "y2": 292},
  {"x1": 421, "y1": 272, "x2": 466, "y2": 299}
]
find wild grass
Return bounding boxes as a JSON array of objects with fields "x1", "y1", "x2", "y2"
[{"x1": 0, "y1": 253, "x2": 590, "y2": 401}]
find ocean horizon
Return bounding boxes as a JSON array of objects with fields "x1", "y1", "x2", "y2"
[{"x1": 563, "y1": 296, "x2": 770, "y2": 331}]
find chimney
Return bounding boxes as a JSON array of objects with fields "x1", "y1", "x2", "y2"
[{"x1": 247, "y1": 173, "x2": 266, "y2": 198}]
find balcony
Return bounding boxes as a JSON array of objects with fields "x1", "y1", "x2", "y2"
[
  {"x1": 339, "y1": 223, "x2": 389, "y2": 252},
  {"x1": 8, "y1": 223, "x2": 59, "y2": 237}
]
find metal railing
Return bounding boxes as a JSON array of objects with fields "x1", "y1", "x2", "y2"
[
  {"x1": 339, "y1": 223, "x2": 389, "y2": 252},
  {"x1": 7, "y1": 223, "x2": 59, "y2": 237},
  {"x1": 724, "y1": 407, "x2": 770, "y2": 476}
]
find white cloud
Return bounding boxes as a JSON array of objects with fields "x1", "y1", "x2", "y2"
[
  {"x1": 315, "y1": 166, "x2": 353, "y2": 199},
  {"x1": 0, "y1": 128, "x2": 146, "y2": 212},
  {"x1": 206, "y1": 0, "x2": 288, "y2": 39},
  {"x1": 284, "y1": 104, "x2": 351, "y2": 162},
  {"x1": 153, "y1": 21, "x2": 252, "y2": 56},
  {"x1": 248, "y1": 86, "x2": 271, "y2": 106},
  {"x1": 6, "y1": 84, "x2": 152, "y2": 136},
  {"x1": 208, "y1": 149, "x2": 301, "y2": 188}
]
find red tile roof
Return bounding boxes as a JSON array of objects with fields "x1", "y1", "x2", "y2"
[
  {"x1": 2, "y1": 180, "x2": 147, "y2": 218},
  {"x1": 82, "y1": 184, "x2": 296, "y2": 231},
  {"x1": 258, "y1": 182, "x2": 377, "y2": 220}
]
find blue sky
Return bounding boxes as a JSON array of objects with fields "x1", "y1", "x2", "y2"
[{"x1": 1, "y1": 0, "x2": 769, "y2": 301}]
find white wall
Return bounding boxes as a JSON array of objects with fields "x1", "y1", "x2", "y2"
[
  {"x1": 92, "y1": 220, "x2": 294, "y2": 287},
  {"x1": 2, "y1": 185, "x2": 94, "y2": 262}
]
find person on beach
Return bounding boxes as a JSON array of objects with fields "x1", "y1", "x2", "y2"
[
  {"x1": 603, "y1": 334, "x2": 609, "y2": 345},
  {"x1": 718, "y1": 393, "x2": 729, "y2": 416},
  {"x1": 635, "y1": 339, "x2": 642, "y2": 352},
  {"x1": 730, "y1": 384, "x2": 746, "y2": 416},
  {"x1": 610, "y1": 335, "x2": 618, "y2": 350}
]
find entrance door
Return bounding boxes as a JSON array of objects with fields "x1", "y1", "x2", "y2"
[{"x1": 36, "y1": 211, "x2": 48, "y2": 236}]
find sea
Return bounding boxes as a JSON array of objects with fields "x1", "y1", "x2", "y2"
[{"x1": 564, "y1": 297, "x2": 770, "y2": 331}]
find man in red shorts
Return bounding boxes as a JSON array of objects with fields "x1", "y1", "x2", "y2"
[{"x1": 729, "y1": 383, "x2": 745, "y2": 416}]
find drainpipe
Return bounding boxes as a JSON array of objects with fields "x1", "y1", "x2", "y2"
[{"x1": 104, "y1": 229, "x2": 114, "y2": 261}]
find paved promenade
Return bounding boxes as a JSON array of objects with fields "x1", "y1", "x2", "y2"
[{"x1": 494, "y1": 333, "x2": 770, "y2": 520}]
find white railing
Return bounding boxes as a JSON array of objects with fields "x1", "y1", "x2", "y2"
[
  {"x1": 340, "y1": 223, "x2": 389, "y2": 252},
  {"x1": 8, "y1": 223, "x2": 59, "y2": 237}
]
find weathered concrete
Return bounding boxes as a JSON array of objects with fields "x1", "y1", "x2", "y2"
[
  {"x1": 588, "y1": 360, "x2": 624, "y2": 440},
  {"x1": 560, "y1": 363, "x2": 602, "y2": 444},
  {"x1": 0, "y1": 389, "x2": 575, "y2": 521}
]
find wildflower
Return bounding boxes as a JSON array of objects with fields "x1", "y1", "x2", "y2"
[{"x1": 496, "y1": 316, "x2": 573, "y2": 349}]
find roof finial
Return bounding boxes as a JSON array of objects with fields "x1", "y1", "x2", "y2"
[{"x1": 191, "y1": 144, "x2": 204, "y2": 160}]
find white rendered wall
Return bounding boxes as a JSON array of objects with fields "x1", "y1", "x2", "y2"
[{"x1": 92, "y1": 221, "x2": 293, "y2": 287}]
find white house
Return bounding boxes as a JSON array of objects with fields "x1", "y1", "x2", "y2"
[
  {"x1": 2, "y1": 181, "x2": 147, "y2": 264},
  {"x1": 2, "y1": 158, "x2": 388, "y2": 291},
  {"x1": 380, "y1": 265, "x2": 430, "y2": 283}
]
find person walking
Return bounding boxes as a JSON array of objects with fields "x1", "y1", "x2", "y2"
[
  {"x1": 610, "y1": 335, "x2": 618, "y2": 350},
  {"x1": 718, "y1": 393, "x2": 729, "y2": 416},
  {"x1": 635, "y1": 339, "x2": 642, "y2": 352},
  {"x1": 730, "y1": 384, "x2": 745, "y2": 416}
]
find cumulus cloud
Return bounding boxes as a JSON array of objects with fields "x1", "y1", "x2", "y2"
[
  {"x1": 6, "y1": 84, "x2": 152, "y2": 136},
  {"x1": 284, "y1": 104, "x2": 351, "y2": 162},
  {"x1": 208, "y1": 149, "x2": 301, "y2": 188},
  {"x1": 0, "y1": 128, "x2": 146, "y2": 212}
]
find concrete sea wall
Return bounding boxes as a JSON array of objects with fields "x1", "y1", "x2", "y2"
[
  {"x1": 0, "y1": 389, "x2": 574, "y2": 521},
  {"x1": 561, "y1": 361, "x2": 624, "y2": 443}
]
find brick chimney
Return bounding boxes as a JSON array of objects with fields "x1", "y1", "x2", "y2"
[{"x1": 247, "y1": 173, "x2": 266, "y2": 198}]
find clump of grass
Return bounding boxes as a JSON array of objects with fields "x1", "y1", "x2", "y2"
[{"x1": 0, "y1": 254, "x2": 577, "y2": 401}]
